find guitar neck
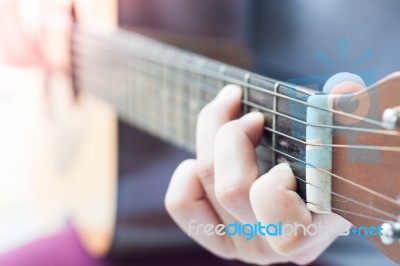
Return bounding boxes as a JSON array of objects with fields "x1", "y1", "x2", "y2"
[
  {"x1": 72, "y1": 25, "x2": 315, "y2": 151},
  {"x1": 71, "y1": 25, "x2": 320, "y2": 201}
]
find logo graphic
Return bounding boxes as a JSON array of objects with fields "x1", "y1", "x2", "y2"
[
  {"x1": 285, "y1": 39, "x2": 380, "y2": 164},
  {"x1": 188, "y1": 219, "x2": 383, "y2": 241}
]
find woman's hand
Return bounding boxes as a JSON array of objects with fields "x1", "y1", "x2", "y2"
[{"x1": 165, "y1": 84, "x2": 351, "y2": 265}]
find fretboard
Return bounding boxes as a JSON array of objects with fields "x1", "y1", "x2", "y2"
[{"x1": 71, "y1": 25, "x2": 317, "y2": 198}]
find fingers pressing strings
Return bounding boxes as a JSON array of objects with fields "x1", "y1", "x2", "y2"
[
  {"x1": 214, "y1": 112, "x2": 264, "y2": 224},
  {"x1": 195, "y1": 84, "x2": 243, "y2": 224}
]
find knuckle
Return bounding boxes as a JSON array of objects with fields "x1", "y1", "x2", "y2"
[
  {"x1": 215, "y1": 184, "x2": 248, "y2": 208},
  {"x1": 196, "y1": 159, "x2": 215, "y2": 185}
]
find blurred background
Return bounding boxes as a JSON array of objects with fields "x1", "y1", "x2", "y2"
[{"x1": 0, "y1": 0, "x2": 399, "y2": 265}]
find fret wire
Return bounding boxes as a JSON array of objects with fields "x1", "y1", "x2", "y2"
[
  {"x1": 174, "y1": 52, "x2": 182, "y2": 145},
  {"x1": 71, "y1": 34, "x2": 340, "y2": 129},
  {"x1": 80, "y1": 65, "x2": 400, "y2": 152},
  {"x1": 272, "y1": 82, "x2": 280, "y2": 166},
  {"x1": 168, "y1": 52, "x2": 387, "y2": 130},
  {"x1": 205, "y1": 75, "x2": 218, "y2": 101},
  {"x1": 147, "y1": 57, "x2": 155, "y2": 128},
  {"x1": 72, "y1": 30, "x2": 400, "y2": 216},
  {"x1": 77, "y1": 75, "x2": 193, "y2": 141},
  {"x1": 179, "y1": 53, "x2": 190, "y2": 147},
  {"x1": 75, "y1": 60, "x2": 400, "y2": 151},
  {"x1": 73, "y1": 30, "x2": 394, "y2": 131},
  {"x1": 218, "y1": 65, "x2": 227, "y2": 91},
  {"x1": 147, "y1": 51, "x2": 154, "y2": 130},
  {"x1": 76, "y1": 53, "x2": 306, "y2": 119},
  {"x1": 76, "y1": 59, "x2": 396, "y2": 140},
  {"x1": 176, "y1": 53, "x2": 187, "y2": 147},
  {"x1": 152, "y1": 52, "x2": 161, "y2": 134},
  {"x1": 74, "y1": 39, "x2": 396, "y2": 150},
  {"x1": 189, "y1": 58, "x2": 207, "y2": 150},
  {"x1": 74, "y1": 54, "x2": 215, "y2": 104},
  {"x1": 161, "y1": 49, "x2": 169, "y2": 140},
  {"x1": 72, "y1": 37, "x2": 242, "y2": 97},
  {"x1": 76, "y1": 66, "x2": 196, "y2": 121},
  {"x1": 150, "y1": 55, "x2": 159, "y2": 132},
  {"x1": 76, "y1": 56, "x2": 400, "y2": 151},
  {"x1": 76, "y1": 62, "x2": 207, "y2": 110},
  {"x1": 186, "y1": 53, "x2": 196, "y2": 149},
  {"x1": 195, "y1": 58, "x2": 208, "y2": 150},
  {"x1": 243, "y1": 73, "x2": 251, "y2": 115},
  {"x1": 166, "y1": 48, "x2": 175, "y2": 140},
  {"x1": 73, "y1": 40, "x2": 399, "y2": 136},
  {"x1": 77, "y1": 68, "x2": 400, "y2": 209}
]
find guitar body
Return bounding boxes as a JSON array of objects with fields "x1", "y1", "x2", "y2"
[{"x1": 69, "y1": 0, "x2": 400, "y2": 263}]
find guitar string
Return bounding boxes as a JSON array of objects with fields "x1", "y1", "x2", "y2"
[
  {"x1": 75, "y1": 64, "x2": 400, "y2": 222},
  {"x1": 75, "y1": 32, "x2": 388, "y2": 135},
  {"x1": 292, "y1": 175, "x2": 397, "y2": 221},
  {"x1": 267, "y1": 145, "x2": 400, "y2": 206},
  {"x1": 74, "y1": 56, "x2": 400, "y2": 151},
  {"x1": 246, "y1": 101, "x2": 400, "y2": 151},
  {"x1": 96, "y1": 36, "x2": 391, "y2": 132},
  {"x1": 259, "y1": 146, "x2": 399, "y2": 221},
  {"x1": 102, "y1": 31, "x2": 390, "y2": 132},
  {"x1": 72, "y1": 40, "x2": 400, "y2": 139},
  {"x1": 71, "y1": 37, "x2": 400, "y2": 212},
  {"x1": 71, "y1": 50, "x2": 400, "y2": 139},
  {"x1": 72, "y1": 29, "x2": 399, "y2": 132},
  {"x1": 304, "y1": 201, "x2": 388, "y2": 223}
]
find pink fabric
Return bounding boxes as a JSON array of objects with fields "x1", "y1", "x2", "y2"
[
  {"x1": 0, "y1": 226, "x2": 101, "y2": 266},
  {"x1": 0, "y1": 226, "x2": 307, "y2": 266}
]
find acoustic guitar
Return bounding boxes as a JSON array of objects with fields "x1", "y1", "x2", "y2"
[{"x1": 67, "y1": 0, "x2": 400, "y2": 264}]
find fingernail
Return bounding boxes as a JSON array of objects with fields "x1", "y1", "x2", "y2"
[
  {"x1": 241, "y1": 111, "x2": 264, "y2": 124},
  {"x1": 216, "y1": 84, "x2": 242, "y2": 101},
  {"x1": 269, "y1": 163, "x2": 292, "y2": 174}
]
